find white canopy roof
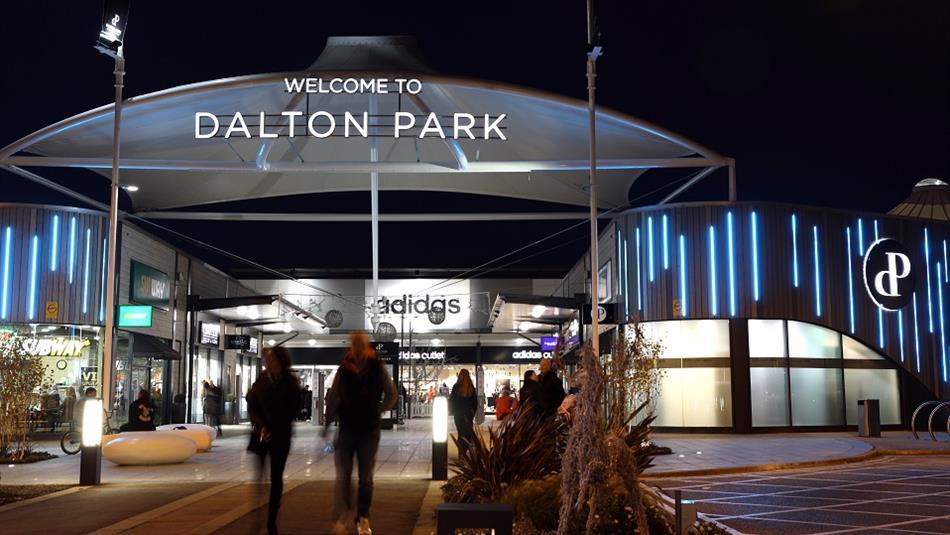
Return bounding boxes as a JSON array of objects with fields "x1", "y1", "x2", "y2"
[{"x1": 1, "y1": 36, "x2": 729, "y2": 212}]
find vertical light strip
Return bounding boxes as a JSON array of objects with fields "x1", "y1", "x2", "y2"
[
  {"x1": 857, "y1": 218, "x2": 864, "y2": 256},
  {"x1": 875, "y1": 220, "x2": 883, "y2": 348},
  {"x1": 938, "y1": 262, "x2": 947, "y2": 382},
  {"x1": 813, "y1": 225, "x2": 821, "y2": 317},
  {"x1": 846, "y1": 227, "x2": 855, "y2": 333},
  {"x1": 727, "y1": 211, "x2": 736, "y2": 317},
  {"x1": 913, "y1": 292, "x2": 921, "y2": 372},
  {"x1": 647, "y1": 216, "x2": 655, "y2": 282},
  {"x1": 635, "y1": 227, "x2": 642, "y2": 311},
  {"x1": 622, "y1": 233, "x2": 630, "y2": 318},
  {"x1": 898, "y1": 309, "x2": 905, "y2": 363},
  {"x1": 28, "y1": 235, "x2": 39, "y2": 320},
  {"x1": 709, "y1": 225, "x2": 718, "y2": 316},
  {"x1": 82, "y1": 228, "x2": 91, "y2": 314},
  {"x1": 1, "y1": 227, "x2": 12, "y2": 320},
  {"x1": 99, "y1": 238, "x2": 107, "y2": 322},
  {"x1": 68, "y1": 216, "x2": 77, "y2": 284},
  {"x1": 791, "y1": 214, "x2": 799, "y2": 287},
  {"x1": 662, "y1": 214, "x2": 669, "y2": 270},
  {"x1": 944, "y1": 240, "x2": 948, "y2": 283},
  {"x1": 751, "y1": 211, "x2": 760, "y2": 301},
  {"x1": 50, "y1": 214, "x2": 59, "y2": 271},
  {"x1": 925, "y1": 228, "x2": 934, "y2": 332},
  {"x1": 679, "y1": 234, "x2": 687, "y2": 317}
]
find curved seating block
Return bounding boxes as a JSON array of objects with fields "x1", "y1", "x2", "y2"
[
  {"x1": 157, "y1": 428, "x2": 213, "y2": 452},
  {"x1": 102, "y1": 432, "x2": 197, "y2": 465},
  {"x1": 157, "y1": 424, "x2": 216, "y2": 444}
]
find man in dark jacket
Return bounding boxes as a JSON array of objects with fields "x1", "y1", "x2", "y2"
[
  {"x1": 325, "y1": 332, "x2": 397, "y2": 535},
  {"x1": 537, "y1": 358, "x2": 565, "y2": 418}
]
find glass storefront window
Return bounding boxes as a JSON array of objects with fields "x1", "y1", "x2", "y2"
[
  {"x1": 790, "y1": 368, "x2": 844, "y2": 425},
  {"x1": 842, "y1": 335, "x2": 885, "y2": 360},
  {"x1": 749, "y1": 319, "x2": 785, "y2": 358},
  {"x1": 750, "y1": 367, "x2": 790, "y2": 426},
  {"x1": 641, "y1": 320, "x2": 730, "y2": 359},
  {"x1": 844, "y1": 369, "x2": 900, "y2": 425},
  {"x1": 788, "y1": 321, "x2": 841, "y2": 359},
  {"x1": 654, "y1": 367, "x2": 732, "y2": 427}
]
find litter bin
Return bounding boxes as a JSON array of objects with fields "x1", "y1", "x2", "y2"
[{"x1": 857, "y1": 399, "x2": 880, "y2": 437}]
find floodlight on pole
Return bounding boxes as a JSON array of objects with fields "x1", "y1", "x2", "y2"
[{"x1": 586, "y1": 0, "x2": 603, "y2": 357}]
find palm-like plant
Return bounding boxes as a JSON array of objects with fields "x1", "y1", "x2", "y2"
[{"x1": 442, "y1": 403, "x2": 566, "y2": 503}]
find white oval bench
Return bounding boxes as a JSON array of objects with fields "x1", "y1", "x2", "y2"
[
  {"x1": 156, "y1": 424, "x2": 215, "y2": 452},
  {"x1": 102, "y1": 432, "x2": 197, "y2": 465}
]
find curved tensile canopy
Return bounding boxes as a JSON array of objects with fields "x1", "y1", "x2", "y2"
[
  {"x1": 0, "y1": 36, "x2": 730, "y2": 213},
  {"x1": 889, "y1": 178, "x2": 950, "y2": 222}
]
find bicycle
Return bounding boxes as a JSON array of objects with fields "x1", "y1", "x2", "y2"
[{"x1": 61, "y1": 411, "x2": 116, "y2": 455}]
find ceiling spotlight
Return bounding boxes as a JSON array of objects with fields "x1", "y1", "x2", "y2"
[
  {"x1": 431, "y1": 338, "x2": 443, "y2": 346},
  {"x1": 282, "y1": 323, "x2": 292, "y2": 333},
  {"x1": 122, "y1": 185, "x2": 139, "y2": 192},
  {"x1": 516, "y1": 338, "x2": 527, "y2": 345},
  {"x1": 236, "y1": 305, "x2": 248, "y2": 316},
  {"x1": 267, "y1": 339, "x2": 276, "y2": 346},
  {"x1": 308, "y1": 338, "x2": 317, "y2": 346},
  {"x1": 519, "y1": 321, "x2": 533, "y2": 332},
  {"x1": 531, "y1": 305, "x2": 546, "y2": 318},
  {"x1": 247, "y1": 307, "x2": 260, "y2": 320}
]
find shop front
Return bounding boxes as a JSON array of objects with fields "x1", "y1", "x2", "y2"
[{"x1": 191, "y1": 321, "x2": 224, "y2": 423}]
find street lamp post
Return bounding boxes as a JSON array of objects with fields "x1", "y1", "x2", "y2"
[
  {"x1": 92, "y1": 0, "x2": 130, "y2": 485},
  {"x1": 586, "y1": 0, "x2": 603, "y2": 356}
]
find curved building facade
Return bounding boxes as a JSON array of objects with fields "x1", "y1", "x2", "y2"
[{"x1": 608, "y1": 200, "x2": 949, "y2": 431}]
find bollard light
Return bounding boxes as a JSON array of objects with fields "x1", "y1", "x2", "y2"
[
  {"x1": 433, "y1": 396, "x2": 448, "y2": 443},
  {"x1": 432, "y1": 396, "x2": 448, "y2": 480},
  {"x1": 82, "y1": 399, "x2": 104, "y2": 447}
]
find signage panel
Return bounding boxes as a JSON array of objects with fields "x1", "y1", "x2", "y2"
[
  {"x1": 225, "y1": 335, "x2": 251, "y2": 351},
  {"x1": 863, "y1": 238, "x2": 915, "y2": 311},
  {"x1": 366, "y1": 279, "x2": 472, "y2": 332},
  {"x1": 200, "y1": 322, "x2": 220, "y2": 346},
  {"x1": 540, "y1": 336, "x2": 558, "y2": 352},
  {"x1": 130, "y1": 261, "x2": 171, "y2": 310},
  {"x1": 372, "y1": 341, "x2": 399, "y2": 363},
  {"x1": 118, "y1": 305, "x2": 153, "y2": 328},
  {"x1": 582, "y1": 303, "x2": 619, "y2": 325}
]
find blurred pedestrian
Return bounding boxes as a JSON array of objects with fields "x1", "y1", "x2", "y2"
[
  {"x1": 202, "y1": 380, "x2": 223, "y2": 436},
  {"x1": 124, "y1": 389, "x2": 156, "y2": 431},
  {"x1": 449, "y1": 369, "x2": 478, "y2": 456},
  {"x1": 519, "y1": 370, "x2": 540, "y2": 411},
  {"x1": 494, "y1": 387, "x2": 515, "y2": 420},
  {"x1": 247, "y1": 346, "x2": 300, "y2": 535},
  {"x1": 537, "y1": 358, "x2": 565, "y2": 419},
  {"x1": 325, "y1": 332, "x2": 397, "y2": 535}
]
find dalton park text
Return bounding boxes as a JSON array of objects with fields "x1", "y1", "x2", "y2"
[{"x1": 195, "y1": 77, "x2": 508, "y2": 140}]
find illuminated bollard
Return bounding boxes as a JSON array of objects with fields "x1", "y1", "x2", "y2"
[
  {"x1": 80, "y1": 399, "x2": 103, "y2": 485},
  {"x1": 432, "y1": 396, "x2": 448, "y2": 480}
]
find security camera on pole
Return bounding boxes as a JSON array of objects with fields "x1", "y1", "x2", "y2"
[{"x1": 88, "y1": 0, "x2": 130, "y2": 486}]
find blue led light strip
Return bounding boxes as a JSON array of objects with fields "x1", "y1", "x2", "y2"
[
  {"x1": 709, "y1": 226, "x2": 718, "y2": 316},
  {"x1": 635, "y1": 227, "x2": 642, "y2": 311},
  {"x1": 791, "y1": 214, "x2": 799, "y2": 288},
  {"x1": 623, "y1": 233, "x2": 630, "y2": 319},
  {"x1": 1, "y1": 227, "x2": 12, "y2": 320},
  {"x1": 82, "y1": 228, "x2": 91, "y2": 314},
  {"x1": 857, "y1": 218, "x2": 864, "y2": 256},
  {"x1": 925, "y1": 228, "x2": 934, "y2": 333},
  {"x1": 913, "y1": 292, "x2": 921, "y2": 372},
  {"x1": 679, "y1": 234, "x2": 687, "y2": 317},
  {"x1": 662, "y1": 214, "x2": 669, "y2": 270},
  {"x1": 751, "y1": 211, "x2": 760, "y2": 301},
  {"x1": 813, "y1": 225, "x2": 821, "y2": 317},
  {"x1": 938, "y1": 262, "x2": 947, "y2": 382},
  {"x1": 898, "y1": 309, "x2": 905, "y2": 363},
  {"x1": 727, "y1": 211, "x2": 736, "y2": 317},
  {"x1": 50, "y1": 214, "x2": 59, "y2": 271},
  {"x1": 875, "y1": 221, "x2": 884, "y2": 348},
  {"x1": 647, "y1": 216, "x2": 655, "y2": 282},
  {"x1": 944, "y1": 240, "x2": 948, "y2": 283},
  {"x1": 28, "y1": 235, "x2": 39, "y2": 320},
  {"x1": 846, "y1": 227, "x2": 855, "y2": 333},
  {"x1": 99, "y1": 238, "x2": 107, "y2": 322},
  {"x1": 68, "y1": 217, "x2": 77, "y2": 284}
]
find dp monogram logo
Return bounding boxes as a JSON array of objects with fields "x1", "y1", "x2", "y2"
[{"x1": 863, "y1": 238, "x2": 915, "y2": 311}]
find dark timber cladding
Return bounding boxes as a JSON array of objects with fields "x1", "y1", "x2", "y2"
[{"x1": 617, "y1": 201, "x2": 950, "y2": 399}]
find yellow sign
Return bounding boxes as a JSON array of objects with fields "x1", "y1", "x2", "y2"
[
  {"x1": 45, "y1": 301, "x2": 59, "y2": 321},
  {"x1": 672, "y1": 299, "x2": 681, "y2": 317}
]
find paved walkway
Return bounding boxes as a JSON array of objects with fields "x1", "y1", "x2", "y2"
[
  {"x1": 1, "y1": 421, "x2": 946, "y2": 534},
  {"x1": 650, "y1": 456, "x2": 950, "y2": 534}
]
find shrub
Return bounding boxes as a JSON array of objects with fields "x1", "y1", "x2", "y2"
[{"x1": 0, "y1": 335, "x2": 52, "y2": 462}]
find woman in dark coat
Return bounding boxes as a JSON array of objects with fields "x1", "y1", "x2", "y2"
[
  {"x1": 519, "y1": 370, "x2": 541, "y2": 411},
  {"x1": 449, "y1": 369, "x2": 478, "y2": 456},
  {"x1": 247, "y1": 346, "x2": 300, "y2": 535}
]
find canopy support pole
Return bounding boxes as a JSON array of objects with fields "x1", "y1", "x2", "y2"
[
  {"x1": 586, "y1": 0, "x2": 603, "y2": 357},
  {"x1": 370, "y1": 95, "x2": 380, "y2": 329}
]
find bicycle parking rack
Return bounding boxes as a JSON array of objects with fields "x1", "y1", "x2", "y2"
[{"x1": 911, "y1": 400, "x2": 950, "y2": 441}]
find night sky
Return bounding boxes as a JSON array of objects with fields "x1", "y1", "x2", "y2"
[{"x1": 1, "y1": 1, "x2": 947, "y2": 277}]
